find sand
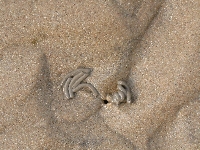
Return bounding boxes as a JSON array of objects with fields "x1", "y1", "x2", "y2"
[{"x1": 0, "y1": 0, "x2": 199, "y2": 149}]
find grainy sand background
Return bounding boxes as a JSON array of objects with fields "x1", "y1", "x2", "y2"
[{"x1": 0, "y1": 0, "x2": 199, "y2": 149}]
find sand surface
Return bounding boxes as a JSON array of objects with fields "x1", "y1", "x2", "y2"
[{"x1": 0, "y1": 0, "x2": 199, "y2": 149}]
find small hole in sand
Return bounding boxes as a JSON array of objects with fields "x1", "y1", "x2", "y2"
[{"x1": 103, "y1": 100, "x2": 108, "y2": 104}]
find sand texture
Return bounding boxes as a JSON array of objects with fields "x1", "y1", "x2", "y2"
[{"x1": 0, "y1": 0, "x2": 199, "y2": 149}]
